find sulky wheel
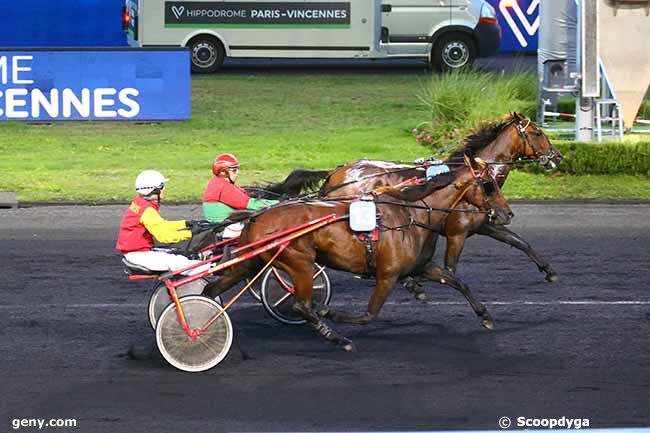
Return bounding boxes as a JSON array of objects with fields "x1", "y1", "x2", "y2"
[
  {"x1": 148, "y1": 278, "x2": 221, "y2": 330},
  {"x1": 156, "y1": 295, "x2": 233, "y2": 373},
  {"x1": 261, "y1": 264, "x2": 331, "y2": 325},
  {"x1": 244, "y1": 278, "x2": 263, "y2": 303}
]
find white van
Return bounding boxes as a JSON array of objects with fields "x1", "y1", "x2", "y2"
[{"x1": 123, "y1": 0, "x2": 501, "y2": 73}]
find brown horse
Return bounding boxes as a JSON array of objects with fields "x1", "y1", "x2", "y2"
[
  {"x1": 204, "y1": 159, "x2": 513, "y2": 350},
  {"x1": 256, "y1": 114, "x2": 561, "y2": 289},
  {"x1": 319, "y1": 113, "x2": 563, "y2": 295}
]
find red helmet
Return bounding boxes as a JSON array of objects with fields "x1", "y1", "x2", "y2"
[{"x1": 212, "y1": 153, "x2": 240, "y2": 176}]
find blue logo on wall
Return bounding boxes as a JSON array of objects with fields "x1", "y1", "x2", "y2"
[
  {"x1": 0, "y1": 49, "x2": 190, "y2": 121},
  {"x1": 486, "y1": 0, "x2": 539, "y2": 53}
]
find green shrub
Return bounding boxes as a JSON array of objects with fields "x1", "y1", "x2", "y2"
[
  {"x1": 520, "y1": 141, "x2": 650, "y2": 175},
  {"x1": 415, "y1": 70, "x2": 537, "y2": 147},
  {"x1": 555, "y1": 97, "x2": 576, "y2": 115}
]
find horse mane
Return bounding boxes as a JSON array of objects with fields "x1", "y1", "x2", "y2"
[
  {"x1": 447, "y1": 113, "x2": 519, "y2": 160},
  {"x1": 384, "y1": 171, "x2": 458, "y2": 202}
]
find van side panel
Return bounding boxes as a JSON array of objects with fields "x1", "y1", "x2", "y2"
[
  {"x1": 139, "y1": 0, "x2": 379, "y2": 58},
  {"x1": 382, "y1": 0, "x2": 451, "y2": 43},
  {"x1": 450, "y1": 0, "x2": 479, "y2": 30}
]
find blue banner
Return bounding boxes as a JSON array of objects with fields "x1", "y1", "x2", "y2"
[
  {"x1": 0, "y1": 49, "x2": 190, "y2": 121},
  {"x1": 486, "y1": 0, "x2": 539, "y2": 53},
  {"x1": 0, "y1": 0, "x2": 127, "y2": 47}
]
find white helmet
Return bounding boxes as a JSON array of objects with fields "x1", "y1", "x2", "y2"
[{"x1": 135, "y1": 170, "x2": 168, "y2": 195}]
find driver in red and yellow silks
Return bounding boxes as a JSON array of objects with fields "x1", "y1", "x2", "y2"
[
  {"x1": 202, "y1": 154, "x2": 278, "y2": 235},
  {"x1": 116, "y1": 170, "x2": 209, "y2": 274}
]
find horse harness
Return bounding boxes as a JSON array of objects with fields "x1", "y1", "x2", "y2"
[{"x1": 355, "y1": 225, "x2": 381, "y2": 277}]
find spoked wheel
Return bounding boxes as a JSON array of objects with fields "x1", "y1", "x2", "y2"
[
  {"x1": 261, "y1": 264, "x2": 331, "y2": 325},
  {"x1": 148, "y1": 278, "x2": 221, "y2": 330},
  {"x1": 244, "y1": 278, "x2": 263, "y2": 302},
  {"x1": 156, "y1": 296, "x2": 233, "y2": 372}
]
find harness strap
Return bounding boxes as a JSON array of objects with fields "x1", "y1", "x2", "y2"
[
  {"x1": 356, "y1": 226, "x2": 380, "y2": 277},
  {"x1": 372, "y1": 176, "x2": 423, "y2": 195},
  {"x1": 449, "y1": 181, "x2": 475, "y2": 210}
]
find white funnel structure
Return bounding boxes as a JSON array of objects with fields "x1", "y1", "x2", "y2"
[{"x1": 598, "y1": 0, "x2": 650, "y2": 128}]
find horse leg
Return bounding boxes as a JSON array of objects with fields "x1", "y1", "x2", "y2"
[
  {"x1": 404, "y1": 276, "x2": 428, "y2": 301},
  {"x1": 321, "y1": 272, "x2": 399, "y2": 325},
  {"x1": 476, "y1": 223, "x2": 558, "y2": 282},
  {"x1": 444, "y1": 234, "x2": 467, "y2": 274},
  {"x1": 420, "y1": 263, "x2": 494, "y2": 330},
  {"x1": 272, "y1": 251, "x2": 355, "y2": 352},
  {"x1": 202, "y1": 262, "x2": 254, "y2": 299},
  {"x1": 405, "y1": 236, "x2": 438, "y2": 301},
  {"x1": 292, "y1": 301, "x2": 355, "y2": 352}
]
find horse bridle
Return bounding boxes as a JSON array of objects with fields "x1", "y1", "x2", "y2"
[
  {"x1": 449, "y1": 157, "x2": 500, "y2": 222},
  {"x1": 513, "y1": 117, "x2": 560, "y2": 167}
]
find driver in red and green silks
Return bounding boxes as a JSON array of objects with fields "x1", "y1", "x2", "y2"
[{"x1": 202, "y1": 153, "x2": 278, "y2": 223}]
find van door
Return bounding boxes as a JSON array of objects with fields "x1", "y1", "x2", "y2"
[{"x1": 381, "y1": 0, "x2": 451, "y2": 52}]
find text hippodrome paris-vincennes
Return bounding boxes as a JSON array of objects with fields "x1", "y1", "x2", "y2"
[{"x1": 186, "y1": 9, "x2": 348, "y2": 19}]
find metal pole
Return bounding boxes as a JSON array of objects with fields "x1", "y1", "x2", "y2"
[{"x1": 576, "y1": 0, "x2": 594, "y2": 141}]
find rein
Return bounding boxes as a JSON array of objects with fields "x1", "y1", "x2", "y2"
[
  {"x1": 319, "y1": 157, "x2": 536, "y2": 197},
  {"x1": 372, "y1": 199, "x2": 489, "y2": 215},
  {"x1": 321, "y1": 118, "x2": 550, "y2": 197},
  {"x1": 370, "y1": 154, "x2": 497, "y2": 235},
  {"x1": 319, "y1": 166, "x2": 419, "y2": 196},
  {"x1": 448, "y1": 181, "x2": 475, "y2": 210}
]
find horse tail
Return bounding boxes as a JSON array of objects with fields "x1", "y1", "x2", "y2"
[{"x1": 262, "y1": 169, "x2": 331, "y2": 197}]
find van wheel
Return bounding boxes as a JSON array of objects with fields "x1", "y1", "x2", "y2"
[
  {"x1": 188, "y1": 36, "x2": 225, "y2": 74},
  {"x1": 431, "y1": 33, "x2": 476, "y2": 72}
]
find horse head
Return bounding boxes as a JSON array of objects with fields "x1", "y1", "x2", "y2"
[
  {"x1": 381, "y1": 156, "x2": 513, "y2": 226},
  {"x1": 459, "y1": 155, "x2": 514, "y2": 226},
  {"x1": 446, "y1": 113, "x2": 562, "y2": 173},
  {"x1": 510, "y1": 112, "x2": 563, "y2": 169}
]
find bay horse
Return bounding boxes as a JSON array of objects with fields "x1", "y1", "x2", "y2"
[
  {"x1": 204, "y1": 159, "x2": 513, "y2": 350},
  {"x1": 321, "y1": 113, "x2": 562, "y2": 281},
  {"x1": 263, "y1": 114, "x2": 562, "y2": 297}
]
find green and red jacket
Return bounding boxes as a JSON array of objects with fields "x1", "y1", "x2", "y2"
[{"x1": 202, "y1": 176, "x2": 278, "y2": 222}]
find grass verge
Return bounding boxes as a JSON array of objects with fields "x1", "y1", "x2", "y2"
[{"x1": 1, "y1": 72, "x2": 648, "y2": 202}]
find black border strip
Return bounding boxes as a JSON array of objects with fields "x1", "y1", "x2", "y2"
[
  {"x1": 389, "y1": 35, "x2": 432, "y2": 43},
  {"x1": 230, "y1": 45, "x2": 368, "y2": 51},
  {"x1": 0, "y1": 47, "x2": 188, "y2": 52}
]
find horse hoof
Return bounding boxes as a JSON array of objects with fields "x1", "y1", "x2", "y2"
[
  {"x1": 481, "y1": 318, "x2": 495, "y2": 330},
  {"x1": 341, "y1": 340, "x2": 356, "y2": 352},
  {"x1": 545, "y1": 273, "x2": 559, "y2": 283},
  {"x1": 315, "y1": 306, "x2": 330, "y2": 318}
]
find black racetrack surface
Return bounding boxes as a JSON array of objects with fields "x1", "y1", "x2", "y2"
[{"x1": 1, "y1": 203, "x2": 649, "y2": 433}]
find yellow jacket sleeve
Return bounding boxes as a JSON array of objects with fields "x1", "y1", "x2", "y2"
[{"x1": 140, "y1": 207, "x2": 192, "y2": 244}]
